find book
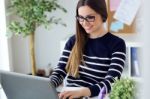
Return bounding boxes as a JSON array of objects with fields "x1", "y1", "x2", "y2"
[{"x1": 131, "y1": 47, "x2": 140, "y2": 77}]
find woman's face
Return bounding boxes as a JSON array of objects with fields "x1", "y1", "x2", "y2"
[{"x1": 77, "y1": 5, "x2": 103, "y2": 36}]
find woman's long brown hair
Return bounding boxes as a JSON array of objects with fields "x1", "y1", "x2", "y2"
[{"x1": 65, "y1": 0, "x2": 108, "y2": 77}]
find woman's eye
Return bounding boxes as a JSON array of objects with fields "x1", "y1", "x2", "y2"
[{"x1": 86, "y1": 16, "x2": 95, "y2": 19}]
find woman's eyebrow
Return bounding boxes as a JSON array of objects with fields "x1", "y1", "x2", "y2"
[{"x1": 78, "y1": 13, "x2": 96, "y2": 17}]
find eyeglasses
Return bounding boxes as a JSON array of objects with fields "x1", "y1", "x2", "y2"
[{"x1": 76, "y1": 15, "x2": 95, "y2": 22}]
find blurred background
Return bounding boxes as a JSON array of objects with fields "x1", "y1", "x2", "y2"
[{"x1": 0, "y1": 0, "x2": 150, "y2": 99}]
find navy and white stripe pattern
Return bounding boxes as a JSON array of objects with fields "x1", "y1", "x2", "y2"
[{"x1": 50, "y1": 33, "x2": 126, "y2": 97}]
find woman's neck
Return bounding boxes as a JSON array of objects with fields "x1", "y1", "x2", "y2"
[{"x1": 89, "y1": 25, "x2": 107, "y2": 39}]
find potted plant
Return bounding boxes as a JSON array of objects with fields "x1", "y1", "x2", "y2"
[
  {"x1": 7, "y1": 0, "x2": 67, "y2": 75},
  {"x1": 109, "y1": 77, "x2": 136, "y2": 99}
]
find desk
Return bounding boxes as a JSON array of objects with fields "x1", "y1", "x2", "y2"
[{"x1": 0, "y1": 84, "x2": 7, "y2": 99}]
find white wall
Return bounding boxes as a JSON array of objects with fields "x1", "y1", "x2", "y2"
[
  {"x1": 35, "y1": 0, "x2": 78, "y2": 69},
  {"x1": 11, "y1": 36, "x2": 31, "y2": 74},
  {"x1": 141, "y1": 0, "x2": 150, "y2": 98}
]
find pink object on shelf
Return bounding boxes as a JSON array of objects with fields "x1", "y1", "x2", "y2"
[{"x1": 110, "y1": 0, "x2": 121, "y2": 11}]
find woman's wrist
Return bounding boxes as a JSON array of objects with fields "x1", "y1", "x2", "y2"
[{"x1": 80, "y1": 87, "x2": 91, "y2": 97}]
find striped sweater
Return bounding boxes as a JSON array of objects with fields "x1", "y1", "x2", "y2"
[{"x1": 50, "y1": 32, "x2": 126, "y2": 97}]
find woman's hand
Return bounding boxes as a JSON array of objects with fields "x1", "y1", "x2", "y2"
[{"x1": 58, "y1": 87, "x2": 91, "y2": 99}]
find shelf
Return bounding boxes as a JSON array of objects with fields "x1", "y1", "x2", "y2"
[{"x1": 126, "y1": 42, "x2": 142, "y2": 47}]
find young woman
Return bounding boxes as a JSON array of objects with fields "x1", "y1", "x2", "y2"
[{"x1": 50, "y1": 0, "x2": 126, "y2": 98}]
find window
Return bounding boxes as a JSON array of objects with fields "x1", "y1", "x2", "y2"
[{"x1": 0, "y1": 0, "x2": 10, "y2": 71}]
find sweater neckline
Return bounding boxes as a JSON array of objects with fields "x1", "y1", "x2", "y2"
[{"x1": 88, "y1": 32, "x2": 110, "y2": 41}]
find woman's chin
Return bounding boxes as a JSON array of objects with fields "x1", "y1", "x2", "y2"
[{"x1": 85, "y1": 29, "x2": 93, "y2": 34}]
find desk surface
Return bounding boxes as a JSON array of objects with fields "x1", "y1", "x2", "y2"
[{"x1": 0, "y1": 85, "x2": 7, "y2": 99}]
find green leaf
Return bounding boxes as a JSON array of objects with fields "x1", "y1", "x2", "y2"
[
  {"x1": 7, "y1": 0, "x2": 67, "y2": 38},
  {"x1": 109, "y1": 77, "x2": 136, "y2": 99}
]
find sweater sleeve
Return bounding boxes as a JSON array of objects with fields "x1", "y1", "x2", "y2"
[
  {"x1": 50, "y1": 35, "x2": 75, "y2": 87},
  {"x1": 88, "y1": 39, "x2": 126, "y2": 97}
]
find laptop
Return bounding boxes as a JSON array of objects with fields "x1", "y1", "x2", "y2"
[{"x1": 0, "y1": 70, "x2": 59, "y2": 99}]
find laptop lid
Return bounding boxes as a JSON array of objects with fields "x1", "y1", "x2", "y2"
[{"x1": 0, "y1": 70, "x2": 59, "y2": 99}]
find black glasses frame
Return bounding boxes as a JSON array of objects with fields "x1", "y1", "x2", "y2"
[{"x1": 76, "y1": 15, "x2": 96, "y2": 22}]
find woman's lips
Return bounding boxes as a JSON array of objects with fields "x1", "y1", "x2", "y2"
[{"x1": 84, "y1": 26, "x2": 92, "y2": 31}]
